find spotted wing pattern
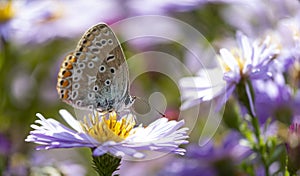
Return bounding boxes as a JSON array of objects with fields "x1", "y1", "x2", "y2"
[{"x1": 57, "y1": 23, "x2": 130, "y2": 112}]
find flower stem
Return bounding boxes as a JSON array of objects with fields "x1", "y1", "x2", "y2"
[
  {"x1": 237, "y1": 81, "x2": 269, "y2": 176},
  {"x1": 92, "y1": 153, "x2": 121, "y2": 176},
  {"x1": 250, "y1": 116, "x2": 269, "y2": 176}
]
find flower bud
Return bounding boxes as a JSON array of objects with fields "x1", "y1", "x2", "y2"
[{"x1": 286, "y1": 123, "x2": 300, "y2": 174}]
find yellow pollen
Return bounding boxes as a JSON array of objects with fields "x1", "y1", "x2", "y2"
[
  {"x1": 292, "y1": 27, "x2": 300, "y2": 41},
  {"x1": 218, "y1": 48, "x2": 245, "y2": 73},
  {"x1": 217, "y1": 55, "x2": 230, "y2": 72},
  {"x1": 231, "y1": 48, "x2": 245, "y2": 71},
  {"x1": 0, "y1": 0, "x2": 15, "y2": 23},
  {"x1": 80, "y1": 111, "x2": 136, "y2": 143}
]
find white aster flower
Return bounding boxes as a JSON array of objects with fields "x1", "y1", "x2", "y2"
[
  {"x1": 180, "y1": 31, "x2": 280, "y2": 111},
  {"x1": 25, "y1": 110, "x2": 189, "y2": 159}
]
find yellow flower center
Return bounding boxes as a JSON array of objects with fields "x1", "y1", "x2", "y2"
[
  {"x1": 80, "y1": 111, "x2": 136, "y2": 143},
  {"x1": 0, "y1": 0, "x2": 15, "y2": 23},
  {"x1": 218, "y1": 48, "x2": 245, "y2": 73},
  {"x1": 218, "y1": 35, "x2": 280, "y2": 75}
]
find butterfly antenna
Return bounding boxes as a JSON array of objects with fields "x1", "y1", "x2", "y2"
[{"x1": 135, "y1": 96, "x2": 166, "y2": 118}]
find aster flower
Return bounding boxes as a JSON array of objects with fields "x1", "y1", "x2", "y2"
[
  {"x1": 157, "y1": 132, "x2": 251, "y2": 176},
  {"x1": 126, "y1": 0, "x2": 205, "y2": 16},
  {"x1": 25, "y1": 110, "x2": 189, "y2": 159},
  {"x1": 29, "y1": 150, "x2": 86, "y2": 176},
  {"x1": 221, "y1": 0, "x2": 300, "y2": 37},
  {"x1": 180, "y1": 31, "x2": 280, "y2": 112},
  {"x1": 275, "y1": 12, "x2": 300, "y2": 88},
  {"x1": 1, "y1": 0, "x2": 123, "y2": 45},
  {"x1": 254, "y1": 73, "x2": 294, "y2": 123}
]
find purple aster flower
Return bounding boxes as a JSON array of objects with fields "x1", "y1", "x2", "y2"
[
  {"x1": 158, "y1": 157, "x2": 217, "y2": 176},
  {"x1": 180, "y1": 31, "x2": 280, "y2": 111},
  {"x1": 126, "y1": 0, "x2": 205, "y2": 15},
  {"x1": 25, "y1": 110, "x2": 189, "y2": 158},
  {"x1": 221, "y1": 0, "x2": 300, "y2": 37},
  {"x1": 157, "y1": 132, "x2": 251, "y2": 175},
  {"x1": 186, "y1": 132, "x2": 251, "y2": 162},
  {"x1": 274, "y1": 12, "x2": 300, "y2": 88},
  {"x1": 1, "y1": 0, "x2": 123, "y2": 45},
  {"x1": 253, "y1": 73, "x2": 293, "y2": 123}
]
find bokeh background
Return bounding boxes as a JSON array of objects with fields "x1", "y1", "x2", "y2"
[{"x1": 1, "y1": 0, "x2": 300, "y2": 175}]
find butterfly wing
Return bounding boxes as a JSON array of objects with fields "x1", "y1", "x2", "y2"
[{"x1": 57, "y1": 23, "x2": 130, "y2": 112}]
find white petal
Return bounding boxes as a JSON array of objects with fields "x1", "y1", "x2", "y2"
[
  {"x1": 237, "y1": 31, "x2": 252, "y2": 62},
  {"x1": 220, "y1": 48, "x2": 239, "y2": 72},
  {"x1": 59, "y1": 109, "x2": 84, "y2": 133},
  {"x1": 179, "y1": 76, "x2": 214, "y2": 89},
  {"x1": 180, "y1": 98, "x2": 203, "y2": 111}
]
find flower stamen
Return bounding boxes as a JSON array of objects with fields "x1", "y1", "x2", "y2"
[
  {"x1": 231, "y1": 48, "x2": 245, "y2": 71},
  {"x1": 80, "y1": 111, "x2": 135, "y2": 143},
  {"x1": 218, "y1": 48, "x2": 245, "y2": 73}
]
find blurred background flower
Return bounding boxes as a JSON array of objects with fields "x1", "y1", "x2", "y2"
[
  {"x1": 1, "y1": 0, "x2": 300, "y2": 175},
  {"x1": 28, "y1": 150, "x2": 87, "y2": 176},
  {"x1": 220, "y1": 0, "x2": 300, "y2": 38},
  {"x1": 157, "y1": 132, "x2": 251, "y2": 176},
  {"x1": 285, "y1": 121, "x2": 300, "y2": 174},
  {"x1": 253, "y1": 73, "x2": 294, "y2": 124},
  {"x1": 1, "y1": 0, "x2": 124, "y2": 45}
]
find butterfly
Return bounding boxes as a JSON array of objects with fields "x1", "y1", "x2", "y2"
[{"x1": 56, "y1": 23, "x2": 135, "y2": 113}]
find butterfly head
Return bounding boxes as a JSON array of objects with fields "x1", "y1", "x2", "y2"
[
  {"x1": 124, "y1": 95, "x2": 136, "y2": 109},
  {"x1": 113, "y1": 94, "x2": 136, "y2": 113},
  {"x1": 94, "y1": 93, "x2": 135, "y2": 113}
]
